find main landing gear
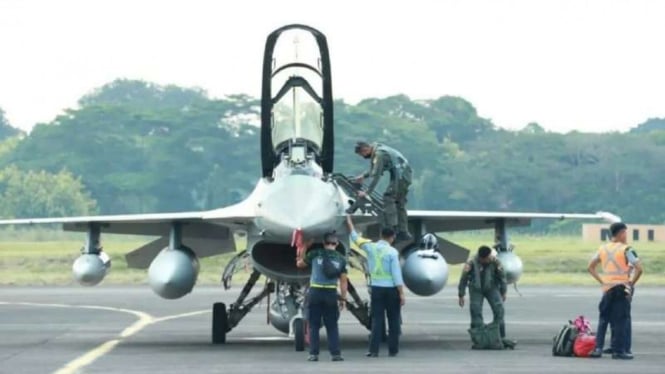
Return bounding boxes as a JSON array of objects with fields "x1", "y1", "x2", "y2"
[{"x1": 212, "y1": 270, "x2": 274, "y2": 344}]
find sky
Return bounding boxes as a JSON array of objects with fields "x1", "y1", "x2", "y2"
[{"x1": 0, "y1": 0, "x2": 663, "y2": 133}]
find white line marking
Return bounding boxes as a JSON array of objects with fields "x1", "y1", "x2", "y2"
[
  {"x1": 0, "y1": 301, "x2": 209, "y2": 374},
  {"x1": 0, "y1": 301, "x2": 152, "y2": 320},
  {"x1": 239, "y1": 336, "x2": 291, "y2": 341}
]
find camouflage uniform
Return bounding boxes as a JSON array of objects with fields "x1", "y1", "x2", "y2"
[
  {"x1": 363, "y1": 143, "x2": 412, "y2": 234},
  {"x1": 458, "y1": 255, "x2": 508, "y2": 338}
]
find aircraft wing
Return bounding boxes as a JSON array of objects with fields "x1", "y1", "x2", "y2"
[
  {"x1": 0, "y1": 202, "x2": 257, "y2": 268},
  {"x1": 0, "y1": 211, "x2": 205, "y2": 226},
  {"x1": 0, "y1": 201, "x2": 255, "y2": 234},
  {"x1": 350, "y1": 209, "x2": 619, "y2": 264},
  {"x1": 407, "y1": 210, "x2": 620, "y2": 232},
  {"x1": 351, "y1": 210, "x2": 618, "y2": 234}
]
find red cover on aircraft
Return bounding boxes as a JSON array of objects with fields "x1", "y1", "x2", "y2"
[{"x1": 574, "y1": 333, "x2": 596, "y2": 357}]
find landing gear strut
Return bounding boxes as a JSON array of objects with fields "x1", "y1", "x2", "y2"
[
  {"x1": 494, "y1": 219, "x2": 510, "y2": 253},
  {"x1": 212, "y1": 269, "x2": 274, "y2": 344},
  {"x1": 345, "y1": 280, "x2": 371, "y2": 330}
]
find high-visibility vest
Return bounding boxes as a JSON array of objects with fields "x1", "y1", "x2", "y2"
[
  {"x1": 352, "y1": 234, "x2": 394, "y2": 283},
  {"x1": 598, "y1": 242, "x2": 630, "y2": 292},
  {"x1": 369, "y1": 243, "x2": 393, "y2": 282}
]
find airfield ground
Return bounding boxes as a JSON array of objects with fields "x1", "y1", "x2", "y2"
[{"x1": 1, "y1": 286, "x2": 664, "y2": 374}]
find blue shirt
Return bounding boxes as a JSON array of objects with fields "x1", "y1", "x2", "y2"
[{"x1": 350, "y1": 230, "x2": 404, "y2": 287}]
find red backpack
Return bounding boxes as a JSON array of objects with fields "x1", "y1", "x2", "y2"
[
  {"x1": 574, "y1": 333, "x2": 596, "y2": 357},
  {"x1": 572, "y1": 316, "x2": 596, "y2": 357}
]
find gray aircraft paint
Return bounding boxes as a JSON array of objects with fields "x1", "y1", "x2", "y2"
[{"x1": 497, "y1": 251, "x2": 524, "y2": 285}]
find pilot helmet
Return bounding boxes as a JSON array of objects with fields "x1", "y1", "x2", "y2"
[{"x1": 419, "y1": 233, "x2": 438, "y2": 251}]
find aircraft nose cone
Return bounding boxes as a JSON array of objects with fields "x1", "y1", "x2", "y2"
[{"x1": 257, "y1": 175, "x2": 341, "y2": 238}]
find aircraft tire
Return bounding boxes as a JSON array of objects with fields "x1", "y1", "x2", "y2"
[
  {"x1": 294, "y1": 317, "x2": 305, "y2": 351},
  {"x1": 212, "y1": 302, "x2": 228, "y2": 344}
]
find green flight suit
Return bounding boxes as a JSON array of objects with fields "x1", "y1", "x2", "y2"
[
  {"x1": 363, "y1": 143, "x2": 412, "y2": 233},
  {"x1": 458, "y1": 256, "x2": 508, "y2": 338}
]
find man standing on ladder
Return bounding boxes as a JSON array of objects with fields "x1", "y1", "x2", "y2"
[{"x1": 353, "y1": 141, "x2": 413, "y2": 243}]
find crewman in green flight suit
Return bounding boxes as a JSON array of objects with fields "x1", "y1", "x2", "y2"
[
  {"x1": 458, "y1": 245, "x2": 515, "y2": 349},
  {"x1": 354, "y1": 141, "x2": 413, "y2": 242}
]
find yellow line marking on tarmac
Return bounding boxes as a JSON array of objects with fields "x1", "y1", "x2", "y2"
[
  {"x1": 0, "y1": 301, "x2": 209, "y2": 374},
  {"x1": 54, "y1": 339, "x2": 121, "y2": 374}
]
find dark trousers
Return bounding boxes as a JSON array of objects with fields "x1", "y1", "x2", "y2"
[
  {"x1": 596, "y1": 314, "x2": 632, "y2": 351},
  {"x1": 469, "y1": 288, "x2": 506, "y2": 338},
  {"x1": 307, "y1": 288, "x2": 340, "y2": 356},
  {"x1": 596, "y1": 287, "x2": 634, "y2": 352},
  {"x1": 369, "y1": 286, "x2": 401, "y2": 355},
  {"x1": 381, "y1": 179, "x2": 410, "y2": 233},
  {"x1": 594, "y1": 285, "x2": 631, "y2": 354}
]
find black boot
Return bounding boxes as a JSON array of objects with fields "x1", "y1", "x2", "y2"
[{"x1": 612, "y1": 352, "x2": 634, "y2": 360}]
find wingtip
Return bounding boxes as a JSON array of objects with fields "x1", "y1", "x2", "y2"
[{"x1": 595, "y1": 211, "x2": 622, "y2": 223}]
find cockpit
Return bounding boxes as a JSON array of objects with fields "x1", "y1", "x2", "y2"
[{"x1": 260, "y1": 24, "x2": 334, "y2": 179}]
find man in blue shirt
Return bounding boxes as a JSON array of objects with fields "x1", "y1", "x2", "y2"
[
  {"x1": 296, "y1": 231, "x2": 348, "y2": 362},
  {"x1": 346, "y1": 215, "x2": 405, "y2": 357}
]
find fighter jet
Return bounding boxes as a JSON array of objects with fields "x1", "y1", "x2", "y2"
[{"x1": 0, "y1": 24, "x2": 619, "y2": 351}]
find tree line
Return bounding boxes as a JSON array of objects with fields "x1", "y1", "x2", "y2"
[{"x1": 1, "y1": 79, "x2": 664, "y2": 231}]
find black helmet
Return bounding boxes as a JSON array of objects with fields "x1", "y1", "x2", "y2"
[{"x1": 419, "y1": 233, "x2": 439, "y2": 250}]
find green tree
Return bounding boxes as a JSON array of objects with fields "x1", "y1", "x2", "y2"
[
  {"x1": 0, "y1": 108, "x2": 22, "y2": 140},
  {"x1": 0, "y1": 136, "x2": 21, "y2": 164},
  {"x1": 0, "y1": 166, "x2": 97, "y2": 218},
  {"x1": 5, "y1": 80, "x2": 261, "y2": 214},
  {"x1": 425, "y1": 96, "x2": 494, "y2": 144},
  {"x1": 3, "y1": 80, "x2": 665, "y2": 227},
  {"x1": 631, "y1": 118, "x2": 665, "y2": 133},
  {"x1": 78, "y1": 79, "x2": 210, "y2": 110}
]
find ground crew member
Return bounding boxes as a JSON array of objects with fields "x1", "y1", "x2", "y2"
[
  {"x1": 296, "y1": 232, "x2": 348, "y2": 362},
  {"x1": 354, "y1": 141, "x2": 413, "y2": 242},
  {"x1": 458, "y1": 246, "x2": 513, "y2": 348},
  {"x1": 346, "y1": 215, "x2": 404, "y2": 357},
  {"x1": 588, "y1": 222, "x2": 642, "y2": 360},
  {"x1": 597, "y1": 261, "x2": 639, "y2": 356}
]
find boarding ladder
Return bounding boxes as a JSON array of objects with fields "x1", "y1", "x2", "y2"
[{"x1": 331, "y1": 173, "x2": 384, "y2": 216}]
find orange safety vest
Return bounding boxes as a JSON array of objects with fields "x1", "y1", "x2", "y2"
[{"x1": 598, "y1": 242, "x2": 631, "y2": 292}]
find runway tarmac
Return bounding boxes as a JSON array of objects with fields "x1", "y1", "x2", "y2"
[{"x1": 1, "y1": 285, "x2": 663, "y2": 373}]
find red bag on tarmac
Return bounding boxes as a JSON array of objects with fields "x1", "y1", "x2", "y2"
[{"x1": 573, "y1": 333, "x2": 596, "y2": 357}]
